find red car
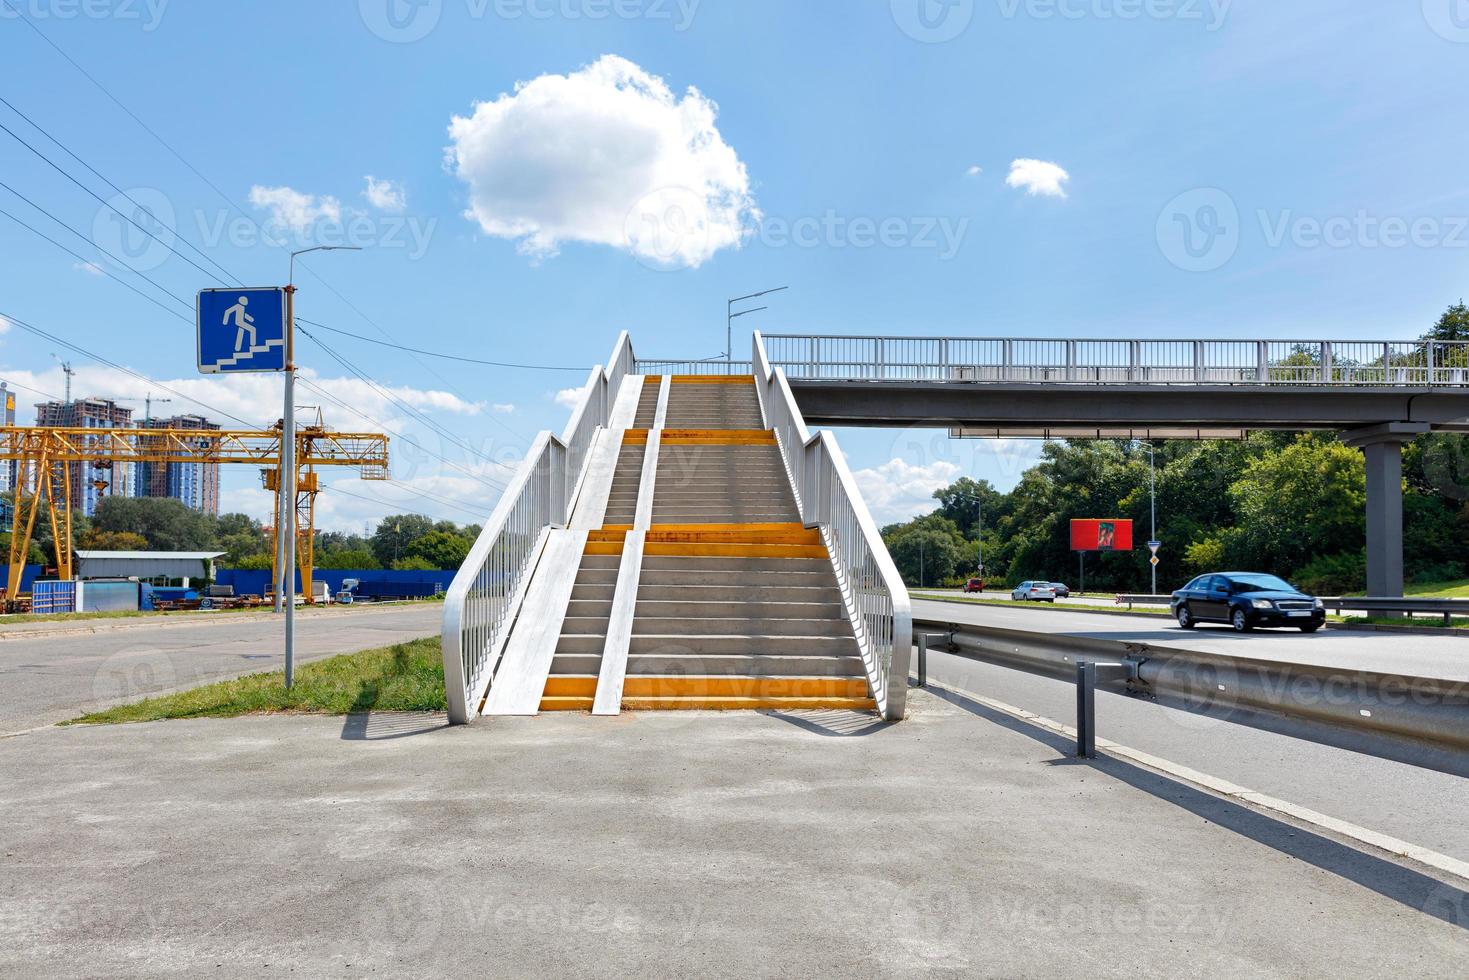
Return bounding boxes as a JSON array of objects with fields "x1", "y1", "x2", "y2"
[{"x1": 963, "y1": 578, "x2": 985, "y2": 593}]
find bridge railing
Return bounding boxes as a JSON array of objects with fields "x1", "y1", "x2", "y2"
[
  {"x1": 633, "y1": 358, "x2": 754, "y2": 376},
  {"x1": 442, "y1": 331, "x2": 632, "y2": 725},
  {"x1": 762, "y1": 335, "x2": 1469, "y2": 386},
  {"x1": 755, "y1": 331, "x2": 912, "y2": 720}
]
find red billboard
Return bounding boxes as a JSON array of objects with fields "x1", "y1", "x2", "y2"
[{"x1": 1070, "y1": 519, "x2": 1134, "y2": 552}]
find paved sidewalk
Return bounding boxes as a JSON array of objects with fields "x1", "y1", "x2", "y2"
[{"x1": 1, "y1": 693, "x2": 1465, "y2": 976}]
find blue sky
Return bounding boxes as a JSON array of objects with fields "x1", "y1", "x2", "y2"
[{"x1": 2, "y1": 1, "x2": 1467, "y2": 528}]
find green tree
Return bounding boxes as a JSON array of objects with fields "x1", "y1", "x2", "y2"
[
  {"x1": 371, "y1": 514, "x2": 436, "y2": 567},
  {"x1": 91, "y1": 497, "x2": 214, "y2": 551},
  {"x1": 78, "y1": 529, "x2": 150, "y2": 551},
  {"x1": 1424, "y1": 300, "x2": 1469, "y2": 342},
  {"x1": 1227, "y1": 435, "x2": 1365, "y2": 575},
  {"x1": 405, "y1": 530, "x2": 472, "y2": 570},
  {"x1": 390, "y1": 556, "x2": 439, "y2": 571},
  {"x1": 883, "y1": 514, "x2": 967, "y2": 586},
  {"x1": 316, "y1": 549, "x2": 382, "y2": 570}
]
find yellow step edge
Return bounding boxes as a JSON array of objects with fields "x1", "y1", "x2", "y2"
[
  {"x1": 539, "y1": 697, "x2": 595, "y2": 712},
  {"x1": 644, "y1": 532, "x2": 821, "y2": 546},
  {"x1": 642, "y1": 542, "x2": 829, "y2": 558},
  {"x1": 622, "y1": 676, "x2": 870, "y2": 698},
  {"x1": 622, "y1": 697, "x2": 878, "y2": 712},
  {"x1": 646, "y1": 522, "x2": 808, "y2": 533},
  {"x1": 659, "y1": 429, "x2": 774, "y2": 443},
  {"x1": 543, "y1": 676, "x2": 599, "y2": 697},
  {"x1": 671, "y1": 375, "x2": 755, "y2": 384},
  {"x1": 585, "y1": 541, "x2": 625, "y2": 556},
  {"x1": 622, "y1": 429, "x2": 651, "y2": 444}
]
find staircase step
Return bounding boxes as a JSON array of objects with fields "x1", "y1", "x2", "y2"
[
  {"x1": 636, "y1": 584, "x2": 842, "y2": 603},
  {"x1": 622, "y1": 696, "x2": 877, "y2": 711},
  {"x1": 635, "y1": 599, "x2": 847, "y2": 619},
  {"x1": 626, "y1": 653, "x2": 865, "y2": 676},
  {"x1": 540, "y1": 696, "x2": 595, "y2": 712},
  {"x1": 628, "y1": 634, "x2": 860, "y2": 656},
  {"x1": 632, "y1": 617, "x2": 852, "y2": 637},
  {"x1": 544, "y1": 675, "x2": 599, "y2": 697},
  {"x1": 621, "y1": 675, "x2": 868, "y2": 698}
]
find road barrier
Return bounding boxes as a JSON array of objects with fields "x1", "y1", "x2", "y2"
[
  {"x1": 1116, "y1": 593, "x2": 1469, "y2": 625},
  {"x1": 914, "y1": 618, "x2": 1469, "y2": 751}
]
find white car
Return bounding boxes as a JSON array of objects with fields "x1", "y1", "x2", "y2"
[{"x1": 1012, "y1": 581, "x2": 1057, "y2": 602}]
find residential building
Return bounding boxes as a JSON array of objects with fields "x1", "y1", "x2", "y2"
[
  {"x1": 34, "y1": 398, "x2": 138, "y2": 517},
  {"x1": 143, "y1": 414, "x2": 222, "y2": 516}
]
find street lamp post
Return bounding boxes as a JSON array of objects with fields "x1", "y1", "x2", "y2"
[
  {"x1": 727, "y1": 286, "x2": 788, "y2": 370},
  {"x1": 1134, "y1": 441, "x2": 1158, "y2": 594},
  {"x1": 280, "y1": 246, "x2": 360, "y2": 688}
]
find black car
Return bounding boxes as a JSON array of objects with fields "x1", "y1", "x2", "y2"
[
  {"x1": 1171, "y1": 572, "x2": 1325, "y2": 633},
  {"x1": 1049, "y1": 582, "x2": 1070, "y2": 598}
]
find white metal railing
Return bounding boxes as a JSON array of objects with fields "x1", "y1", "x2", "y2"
[
  {"x1": 633, "y1": 358, "x2": 754, "y2": 376},
  {"x1": 754, "y1": 331, "x2": 912, "y2": 720},
  {"x1": 442, "y1": 332, "x2": 633, "y2": 724},
  {"x1": 762, "y1": 335, "x2": 1469, "y2": 387}
]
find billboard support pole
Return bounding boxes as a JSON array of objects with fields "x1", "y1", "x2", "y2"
[{"x1": 1078, "y1": 551, "x2": 1085, "y2": 596}]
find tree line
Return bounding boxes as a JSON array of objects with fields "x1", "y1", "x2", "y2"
[
  {"x1": 881, "y1": 303, "x2": 1469, "y2": 595},
  {"x1": 1, "y1": 495, "x2": 482, "y2": 573}
]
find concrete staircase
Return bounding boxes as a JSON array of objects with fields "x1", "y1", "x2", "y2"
[{"x1": 537, "y1": 375, "x2": 873, "y2": 714}]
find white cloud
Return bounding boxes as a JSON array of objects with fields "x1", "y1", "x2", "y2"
[
  {"x1": 0, "y1": 315, "x2": 11, "y2": 334},
  {"x1": 966, "y1": 165, "x2": 983, "y2": 177},
  {"x1": 364, "y1": 176, "x2": 406, "y2": 211},
  {"x1": 73, "y1": 261, "x2": 105, "y2": 277},
  {"x1": 446, "y1": 54, "x2": 759, "y2": 268},
  {"x1": 249, "y1": 185, "x2": 343, "y2": 231},
  {"x1": 554, "y1": 387, "x2": 584, "y2": 409},
  {"x1": 1006, "y1": 159, "x2": 1070, "y2": 199},
  {"x1": 852, "y1": 459, "x2": 961, "y2": 527},
  {"x1": 491, "y1": 403, "x2": 516, "y2": 414}
]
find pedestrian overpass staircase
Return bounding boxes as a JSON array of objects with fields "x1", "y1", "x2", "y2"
[{"x1": 442, "y1": 333, "x2": 911, "y2": 724}]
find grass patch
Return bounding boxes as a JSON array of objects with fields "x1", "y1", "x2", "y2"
[
  {"x1": 1342, "y1": 615, "x2": 1469, "y2": 630},
  {"x1": 66, "y1": 636, "x2": 445, "y2": 725},
  {"x1": 1403, "y1": 580, "x2": 1469, "y2": 599}
]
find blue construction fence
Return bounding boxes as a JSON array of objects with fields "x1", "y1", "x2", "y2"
[
  {"x1": 0, "y1": 565, "x2": 47, "y2": 595},
  {"x1": 216, "y1": 568, "x2": 452, "y2": 601}
]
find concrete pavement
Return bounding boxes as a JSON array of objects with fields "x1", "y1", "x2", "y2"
[
  {"x1": 0, "y1": 604, "x2": 442, "y2": 734},
  {"x1": 2, "y1": 699, "x2": 1466, "y2": 976},
  {"x1": 913, "y1": 597, "x2": 1469, "y2": 682}
]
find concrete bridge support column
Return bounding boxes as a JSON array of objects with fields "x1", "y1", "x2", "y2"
[{"x1": 1344, "y1": 423, "x2": 1429, "y2": 598}]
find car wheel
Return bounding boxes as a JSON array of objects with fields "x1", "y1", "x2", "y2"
[
  {"x1": 1231, "y1": 609, "x2": 1252, "y2": 632},
  {"x1": 1299, "y1": 623, "x2": 1322, "y2": 633},
  {"x1": 1177, "y1": 604, "x2": 1195, "y2": 629}
]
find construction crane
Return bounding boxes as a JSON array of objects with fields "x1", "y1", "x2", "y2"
[{"x1": 0, "y1": 424, "x2": 389, "y2": 603}]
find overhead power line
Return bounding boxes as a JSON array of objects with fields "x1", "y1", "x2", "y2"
[{"x1": 297, "y1": 318, "x2": 590, "y2": 372}]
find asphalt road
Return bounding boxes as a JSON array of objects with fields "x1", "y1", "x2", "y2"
[
  {"x1": 912, "y1": 597, "x2": 1469, "y2": 682},
  {"x1": 0, "y1": 605, "x2": 443, "y2": 734},
  {"x1": 917, "y1": 645, "x2": 1469, "y2": 867},
  {"x1": 3, "y1": 703, "x2": 1466, "y2": 975}
]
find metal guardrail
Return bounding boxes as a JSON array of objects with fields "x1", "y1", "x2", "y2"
[
  {"x1": 1116, "y1": 593, "x2": 1469, "y2": 625},
  {"x1": 755, "y1": 331, "x2": 913, "y2": 720},
  {"x1": 442, "y1": 332, "x2": 635, "y2": 725},
  {"x1": 762, "y1": 335, "x2": 1469, "y2": 387},
  {"x1": 914, "y1": 618, "x2": 1469, "y2": 750},
  {"x1": 633, "y1": 359, "x2": 753, "y2": 376}
]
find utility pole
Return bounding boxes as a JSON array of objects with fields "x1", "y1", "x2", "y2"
[
  {"x1": 727, "y1": 286, "x2": 788, "y2": 371},
  {"x1": 282, "y1": 246, "x2": 361, "y2": 689}
]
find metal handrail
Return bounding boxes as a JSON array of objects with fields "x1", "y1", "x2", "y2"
[
  {"x1": 442, "y1": 332, "x2": 632, "y2": 725},
  {"x1": 754, "y1": 331, "x2": 912, "y2": 720},
  {"x1": 761, "y1": 335, "x2": 1469, "y2": 387},
  {"x1": 633, "y1": 358, "x2": 754, "y2": 376}
]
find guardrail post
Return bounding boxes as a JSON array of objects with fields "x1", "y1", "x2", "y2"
[
  {"x1": 1427, "y1": 341, "x2": 1436, "y2": 385},
  {"x1": 1128, "y1": 341, "x2": 1141, "y2": 382},
  {"x1": 917, "y1": 633, "x2": 928, "y2": 687},
  {"x1": 1002, "y1": 339, "x2": 1014, "y2": 381},
  {"x1": 1076, "y1": 662, "x2": 1096, "y2": 758},
  {"x1": 1256, "y1": 341, "x2": 1269, "y2": 383},
  {"x1": 1193, "y1": 341, "x2": 1205, "y2": 383},
  {"x1": 1065, "y1": 340, "x2": 1077, "y2": 382},
  {"x1": 1321, "y1": 342, "x2": 1334, "y2": 383}
]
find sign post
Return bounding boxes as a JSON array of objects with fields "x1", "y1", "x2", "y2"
[
  {"x1": 1147, "y1": 539, "x2": 1162, "y2": 593},
  {"x1": 197, "y1": 286, "x2": 295, "y2": 685}
]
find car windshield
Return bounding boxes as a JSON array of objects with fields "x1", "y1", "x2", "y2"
[{"x1": 1228, "y1": 574, "x2": 1297, "y2": 594}]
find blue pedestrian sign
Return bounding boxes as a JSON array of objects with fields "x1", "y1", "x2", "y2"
[{"x1": 197, "y1": 287, "x2": 288, "y2": 374}]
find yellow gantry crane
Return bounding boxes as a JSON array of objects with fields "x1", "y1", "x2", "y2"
[{"x1": 0, "y1": 423, "x2": 388, "y2": 602}]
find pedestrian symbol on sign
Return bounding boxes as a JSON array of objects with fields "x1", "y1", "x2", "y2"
[{"x1": 197, "y1": 287, "x2": 287, "y2": 374}]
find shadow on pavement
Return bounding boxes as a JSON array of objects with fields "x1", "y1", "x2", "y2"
[
  {"x1": 762, "y1": 708, "x2": 893, "y2": 737},
  {"x1": 339, "y1": 712, "x2": 448, "y2": 741},
  {"x1": 927, "y1": 683, "x2": 1469, "y2": 931}
]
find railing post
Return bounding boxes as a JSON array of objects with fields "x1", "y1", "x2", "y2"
[
  {"x1": 1427, "y1": 341, "x2": 1436, "y2": 385},
  {"x1": 1066, "y1": 340, "x2": 1077, "y2": 382},
  {"x1": 1193, "y1": 341, "x2": 1205, "y2": 383},
  {"x1": 940, "y1": 338, "x2": 950, "y2": 381},
  {"x1": 808, "y1": 337, "x2": 817, "y2": 379},
  {"x1": 1322, "y1": 342, "x2": 1334, "y2": 383},
  {"x1": 874, "y1": 338, "x2": 884, "y2": 381},
  {"x1": 1256, "y1": 341, "x2": 1269, "y2": 383},
  {"x1": 1076, "y1": 662, "x2": 1096, "y2": 758},
  {"x1": 1002, "y1": 340, "x2": 1014, "y2": 381},
  {"x1": 548, "y1": 439, "x2": 568, "y2": 526},
  {"x1": 1129, "y1": 341, "x2": 1141, "y2": 382}
]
